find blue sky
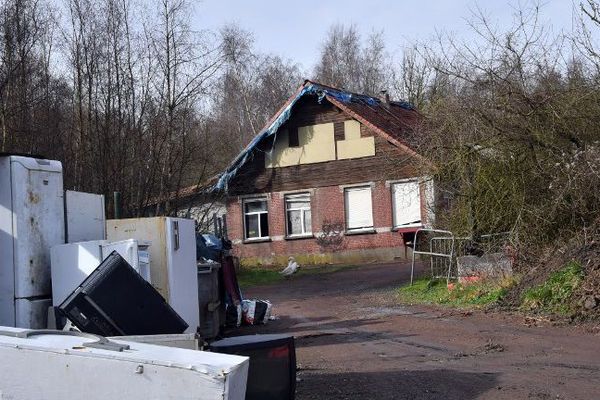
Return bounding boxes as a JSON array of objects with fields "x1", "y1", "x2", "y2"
[{"x1": 195, "y1": 0, "x2": 578, "y2": 71}]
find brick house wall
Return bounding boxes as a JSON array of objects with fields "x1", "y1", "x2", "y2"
[
  {"x1": 227, "y1": 180, "x2": 429, "y2": 267},
  {"x1": 224, "y1": 91, "x2": 430, "y2": 267}
]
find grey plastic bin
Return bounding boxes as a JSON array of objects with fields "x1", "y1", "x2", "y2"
[{"x1": 197, "y1": 263, "x2": 223, "y2": 340}]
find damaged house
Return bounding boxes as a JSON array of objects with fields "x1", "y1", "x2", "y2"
[{"x1": 215, "y1": 80, "x2": 435, "y2": 266}]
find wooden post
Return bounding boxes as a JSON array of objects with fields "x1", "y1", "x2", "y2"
[{"x1": 113, "y1": 192, "x2": 122, "y2": 219}]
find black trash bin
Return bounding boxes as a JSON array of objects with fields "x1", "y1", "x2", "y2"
[{"x1": 197, "y1": 262, "x2": 224, "y2": 339}]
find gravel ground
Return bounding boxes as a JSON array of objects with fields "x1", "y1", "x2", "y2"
[{"x1": 226, "y1": 262, "x2": 600, "y2": 399}]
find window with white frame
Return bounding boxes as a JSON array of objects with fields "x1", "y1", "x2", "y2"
[
  {"x1": 285, "y1": 193, "x2": 311, "y2": 237},
  {"x1": 243, "y1": 199, "x2": 269, "y2": 240},
  {"x1": 344, "y1": 186, "x2": 374, "y2": 231},
  {"x1": 391, "y1": 180, "x2": 422, "y2": 228}
]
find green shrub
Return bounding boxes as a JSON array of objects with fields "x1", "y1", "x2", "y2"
[{"x1": 521, "y1": 261, "x2": 584, "y2": 314}]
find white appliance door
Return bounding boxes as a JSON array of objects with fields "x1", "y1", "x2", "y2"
[
  {"x1": 10, "y1": 156, "x2": 64, "y2": 299},
  {"x1": 136, "y1": 244, "x2": 152, "y2": 283},
  {"x1": 106, "y1": 218, "x2": 167, "y2": 298},
  {"x1": 50, "y1": 241, "x2": 105, "y2": 306},
  {"x1": 101, "y1": 239, "x2": 139, "y2": 268},
  {"x1": 101, "y1": 240, "x2": 152, "y2": 283},
  {"x1": 65, "y1": 190, "x2": 106, "y2": 243},
  {"x1": 15, "y1": 298, "x2": 52, "y2": 329},
  {"x1": 0, "y1": 157, "x2": 15, "y2": 326},
  {"x1": 166, "y1": 218, "x2": 199, "y2": 333}
]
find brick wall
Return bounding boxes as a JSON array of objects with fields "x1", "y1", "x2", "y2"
[{"x1": 226, "y1": 180, "x2": 422, "y2": 266}]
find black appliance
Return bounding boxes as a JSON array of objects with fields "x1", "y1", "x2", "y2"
[
  {"x1": 209, "y1": 334, "x2": 296, "y2": 400},
  {"x1": 58, "y1": 251, "x2": 188, "y2": 336}
]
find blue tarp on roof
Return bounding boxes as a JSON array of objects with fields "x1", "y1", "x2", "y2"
[{"x1": 213, "y1": 81, "x2": 413, "y2": 192}]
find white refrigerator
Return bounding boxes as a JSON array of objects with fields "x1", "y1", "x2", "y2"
[
  {"x1": 0, "y1": 155, "x2": 65, "y2": 329},
  {"x1": 0, "y1": 326, "x2": 249, "y2": 400},
  {"x1": 106, "y1": 217, "x2": 199, "y2": 334},
  {"x1": 50, "y1": 239, "x2": 152, "y2": 306}
]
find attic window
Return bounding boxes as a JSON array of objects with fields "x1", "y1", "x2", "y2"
[{"x1": 288, "y1": 127, "x2": 299, "y2": 147}]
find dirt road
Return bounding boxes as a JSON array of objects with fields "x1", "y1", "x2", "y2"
[{"x1": 229, "y1": 262, "x2": 600, "y2": 399}]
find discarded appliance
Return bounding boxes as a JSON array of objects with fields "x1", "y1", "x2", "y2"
[
  {"x1": 65, "y1": 190, "x2": 106, "y2": 243},
  {"x1": 0, "y1": 327, "x2": 249, "y2": 400},
  {"x1": 50, "y1": 239, "x2": 151, "y2": 306},
  {"x1": 110, "y1": 333, "x2": 200, "y2": 350},
  {"x1": 198, "y1": 262, "x2": 225, "y2": 340},
  {"x1": 209, "y1": 334, "x2": 296, "y2": 400},
  {"x1": 0, "y1": 155, "x2": 65, "y2": 329},
  {"x1": 106, "y1": 217, "x2": 199, "y2": 333},
  {"x1": 59, "y1": 251, "x2": 187, "y2": 336}
]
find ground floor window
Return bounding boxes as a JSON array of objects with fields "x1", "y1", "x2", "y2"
[
  {"x1": 285, "y1": 193, "x2": 312, "y2": 236},
  {"x1": 392, "y1": 180, "x2": 421, "y2": 228},
  {"x1": 244, "y1": 199, "x2": 269, "y2": 239},
  {"x1": 344, "y1": 186, "x2": 373, "y2": 231}
]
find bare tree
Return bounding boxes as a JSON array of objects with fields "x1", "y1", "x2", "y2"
[
  {"x1": 410, "y1": 2, "x2": 600, "y2": 250},
  {"x1": 314, "y1": 24, "x2": 391, "y2": 95},
  {"x1": 210, "y1": 24, "x2": 302, "y2": 162},
  {"x1": 392, "y1": 46, "x2": 433, "y2": 109},
  {"x1": 147, "y1": 0, "x2": 221, "y2": 215},
  {"x1": 314, "y1": 24, "x2": 362, "y2": 91},
  {"x1": 0, "y1": 0, "x2": 61, "y2": 154}
]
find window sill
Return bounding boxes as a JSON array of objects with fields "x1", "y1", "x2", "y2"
[
  {"x1": 345, "y1": 228, "x2": 376, "y2": 236},
  {"x1": 243, "y1": 237, "x2": 272, "y2": 244},
  {"x1": 285, "y1": 234, "x2": 314, "y2": 241},
  {"x1": 392, "y1": 224, "x2": 423, "y2": 233}
]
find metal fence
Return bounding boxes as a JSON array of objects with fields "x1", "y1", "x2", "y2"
[{"x1": 411, "y1": 230, "x2": 511, "y2": 285}]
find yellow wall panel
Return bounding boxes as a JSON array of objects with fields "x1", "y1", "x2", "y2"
[
  {"x1": 298, "y1": 123, "x2": 336, "y2": 163},
  {"x1": 337, "y1": 136, "x2": 376, "y2": 159},
  {"x1": 265, "y1": 123, "x2": 335, "y2": 168},
  {"x1": 344, "y1": 120, "x2": 361, "y2": 140}
]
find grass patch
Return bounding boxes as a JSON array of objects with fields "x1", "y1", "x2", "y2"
[
  {"x1": 398, "y1": 278, "x2": 510, "y2": 308},
  {"x1": 237, "y1": 264, "x2": 362, "y2": 288},
  {"x1": 521, "y1": 261, "x2": 583, "y2": 314},
  {"x1": 237, "y1": 268, "x2": 283, "y2": 287}
]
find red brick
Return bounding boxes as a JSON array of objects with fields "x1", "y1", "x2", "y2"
[{"x1": 227, "y1": 182, "x2": 417, "y2": 264}]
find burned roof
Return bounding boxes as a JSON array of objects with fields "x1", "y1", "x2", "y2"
[{"x1": 214, "y1": 80, "x2": 422, "y2": 192}]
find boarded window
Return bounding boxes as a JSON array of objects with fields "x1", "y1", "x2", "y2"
[
  {"x1": 392, "y1": 181, "x2": 421, "y2": 227},
  {"x1": 344, "y1": 186, "x2": 373, "y2": 231}
]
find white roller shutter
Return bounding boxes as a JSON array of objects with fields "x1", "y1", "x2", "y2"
[
  {"x1": 392, "y1": 181, "x2": 421, "y2": 227},
  {"x1": 345, "y1": 186, "x2": 373, "y2": 230}
]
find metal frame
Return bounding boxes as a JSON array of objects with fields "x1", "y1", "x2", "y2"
[
  {"x1": 410, "y1": 230, "x2": 512, "y2": 286},
  {"x1": 410, "y1": 228, "x2": 455, "y2": 285}
]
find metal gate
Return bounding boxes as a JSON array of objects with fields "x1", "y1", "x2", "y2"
[
  {"x1": 410, "y1": 229, "x2": 454, "y2": 285},
  {"x1": 410, "y1": 230, "x2": 511, "y2": 285}
]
